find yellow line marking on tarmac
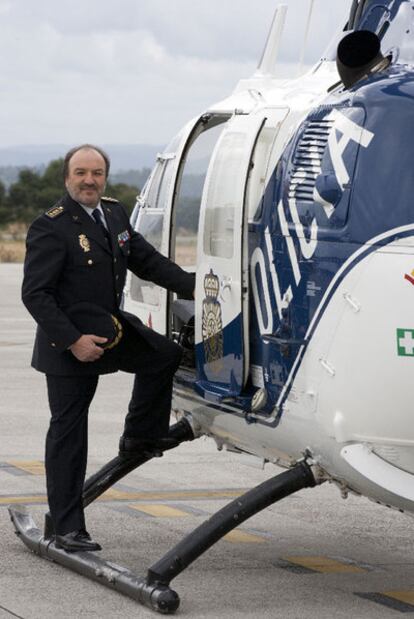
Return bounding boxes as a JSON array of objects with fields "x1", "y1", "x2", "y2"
[
  {"x1": 282, "y1": 556, "x2": 366, "y2": 573},
  {"x1": 0, "y1": 495, "x2": 47, "y2": 505},
  {"x1": 0, "y1": 488, "x2": 247, "y2": 506},
  {"x1": 224, "y1": 530, "x2": 266, "y2": 543},
  {"x1": 129, "y1": 504, "x2": 190, "y2": 518},
  {"x1": 7, "y1": 460, "x2": 45, "y2": 475},
  {"x1": 100, "y1": 488, "x2": 245, "y2": 501},
  {"x1": 382, "y1": 591, "x2": 414, "y2": 605}
]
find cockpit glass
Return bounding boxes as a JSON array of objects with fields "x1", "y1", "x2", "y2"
[
  {"x1": 163, "y1": 130, "x2": 184, "y2": 155},
  {"x1": 380, "y1": 1, "x2": 414, "y2": 64},
  {"x1": 274, "y1": 0, "x2": 353, "y2": 76}
]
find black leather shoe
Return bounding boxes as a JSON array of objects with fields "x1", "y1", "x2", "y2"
[
  {"x1": 55, "y1": 530, "x2": 102, "y2": 552},
  {"x1": 118, "y1": 436, "x2": 179, "y2": 458}
]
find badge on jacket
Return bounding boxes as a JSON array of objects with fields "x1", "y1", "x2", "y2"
[
  {"x1": 79, "y1": 234, "x2": 91, "y2": 252},
  {"x1": 118, "y1": 230, "x2": 130, "y2": 247}
]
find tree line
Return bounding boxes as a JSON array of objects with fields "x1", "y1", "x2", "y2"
[{"x1": 0, "y1": 158, "x2": 140, "y2": 226}]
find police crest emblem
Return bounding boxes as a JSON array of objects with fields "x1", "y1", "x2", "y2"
[
  {"x1": 201, "y1": 269, "x2": 223, "y2": 365},
  {"x1": 78, "y1": 234, "x2": 90, "y2": 252}
]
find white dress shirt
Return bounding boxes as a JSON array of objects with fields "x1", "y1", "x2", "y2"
[{"x1": 80, "y1": 202, "x2": 108, "y2": 230}]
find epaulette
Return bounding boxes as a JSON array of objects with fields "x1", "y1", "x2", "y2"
[
  {"x1": 45, "y1": 205, "x2": 65, "y2": 219},
  {"x1": 101, "y1": 196, "x2": 119, "y2": 203}
]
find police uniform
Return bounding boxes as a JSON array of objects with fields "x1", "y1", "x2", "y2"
[{"x1": 22, "y1": 193, "x2": 194, "y2": 535}]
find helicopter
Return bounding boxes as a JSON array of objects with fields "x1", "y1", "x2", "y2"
[{"x1": 9, "y1": 0, "x2": 414, "y2": 613}]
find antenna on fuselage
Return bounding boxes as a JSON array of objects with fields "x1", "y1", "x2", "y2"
[
  {"x1": 298, "y1": 0, "x2": 315, "y2": 75},
  {"x1": 255, "y1": 4, "x2": 287, "y2": 76}
]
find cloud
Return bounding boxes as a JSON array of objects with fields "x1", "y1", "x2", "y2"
[
  {"x1": 0, "y1": 0, "x2": 353, "y2": 147},
  {"x1": 7, "y1": 0, "x2": 352, "y2": 62}
]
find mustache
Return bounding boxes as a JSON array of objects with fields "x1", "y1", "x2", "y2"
[{"x1": 80, "y1": 183, "x2": 98, "y2": 190}]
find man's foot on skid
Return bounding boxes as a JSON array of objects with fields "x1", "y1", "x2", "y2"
[
  {"x1": 55, "y1": 529, "x2": 102, "y2": 552},
  {"x1": 119, "y1": 435, "x2": 179, "y2": 458}
]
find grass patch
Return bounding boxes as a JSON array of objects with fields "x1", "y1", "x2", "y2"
[
  {"x1": 0, "y1": 223, "x2": 27, "y2": 263},
  {"x1": 0, "y1": 240, "x2": 26, "y2": 263}
]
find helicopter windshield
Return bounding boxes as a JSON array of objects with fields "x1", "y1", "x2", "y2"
[
  {"x1": 322, "y1": 1, "x2": 414, "y2": 65},
  {"x1": 380, "y1": 1, "x2": 414, "y2": 64}
]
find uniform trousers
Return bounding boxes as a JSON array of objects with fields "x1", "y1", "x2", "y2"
[{"x1": 45, "y1": 325, "x2": 182, "y2": 535}]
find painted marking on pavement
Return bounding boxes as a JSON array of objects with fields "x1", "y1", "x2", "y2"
[
  {"x1": 224, "y1": 530, "x2": 266, "y2": 544},
  {"x1": 281, "y1": 556, "x2": 366, "y2": 573},
  {"x1": 356, "y1": 591, "x2": 414, "y2": 613},
  {"x1": 117, "y1": 502, "x2": 268, "y2": 542},
  {"x1": 0, "y1": 462, "x2": 28, "y2": 477},
  {"x1": 383, "y1": 591, "x2": 414, "y2": 606},
  {"x1": 7, "y1": 460, "x2": 45, "y2": 475},
  {"x1": 129, "y1": 504, "x2": 190, "y2": 518},
  {"x1": 382, "y1": 589, "x2": 414, "y2": 607},
  {"x1": 0, "y1": 488, "x2": 248, "y2": 507},
  {"x1": 273, "y1": 560, "x2": 317, "y2": 574},
  {"x1": 0, "y1": 495, "x2": 47, "y2": 505},
  {"x1": 100, "y1": 488, "x2": 246, "y2": 502}
]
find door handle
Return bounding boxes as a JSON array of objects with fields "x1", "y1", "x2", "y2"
[{"x1": 220, "y1": 276, "x2": 232, "y2": 301}]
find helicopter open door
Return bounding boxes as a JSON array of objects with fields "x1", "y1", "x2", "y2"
[
  {"x1": 125, "y1": 121, "x2": 201, "y2": 334},
  {"x1": 194, "y1": 112, "x2": 268, "y2": 400}
]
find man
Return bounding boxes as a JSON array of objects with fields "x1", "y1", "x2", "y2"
[{"x1": 22, "y1": 144, "x2": 195, "y2": 552}]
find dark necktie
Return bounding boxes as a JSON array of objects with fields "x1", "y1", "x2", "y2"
[{"x1": 92, "y1": 208, "x2": 111, "y2": 244}]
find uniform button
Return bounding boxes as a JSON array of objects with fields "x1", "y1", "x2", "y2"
[
  {"x1": 115, "y1": 275, "x2": 119, "y2": 280},
  {"x1": 113, "y1": 258, "x2": 117, "y2": 263},
  {"x1": 51, "y1": 343, "x2": 56, "y2": 348},
  {"x1": 88, "y1": 259, "x2": 93, "y2": 265}
]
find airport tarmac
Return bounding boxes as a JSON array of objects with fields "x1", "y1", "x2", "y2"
[{"x1": 1, "y1": 262, "x2": 414, "y2": 618}]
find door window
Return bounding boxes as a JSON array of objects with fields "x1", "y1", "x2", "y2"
[
  {"x1": 202, "y1": 132, "x2": 247, "y2": 259},
  {"x1": 130, "y1": 154, "x2": 176, "y2": 307},
  {"x1": 171, "y1": 115, "x2": 230, "y2": 267},
  {"x1": 130, "y1": 212, "x2": 164, "y2": 306}
]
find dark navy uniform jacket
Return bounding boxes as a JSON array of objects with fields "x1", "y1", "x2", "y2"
[{"x1": 22, "y1": 193, "x2": 195, "y2": 375}]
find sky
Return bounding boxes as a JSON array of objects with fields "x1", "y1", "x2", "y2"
[{"x1": 0, "y1": 0, "x2": 352, "y2": 149}]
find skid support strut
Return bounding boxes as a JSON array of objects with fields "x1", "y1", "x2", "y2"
[
  {"x1": 147, "y1": 460, "x2": 316, "y2": 589},
  {"x1": 82, "y1": 418, "x2": 195, "y2": 507}
]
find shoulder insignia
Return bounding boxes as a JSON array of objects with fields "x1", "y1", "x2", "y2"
[
  {"x1": 101, "y1": 196, "x2": 119, "y2": 203},
  {"x1": 45, "y1": 205, "x2": 65, "y2": 219}
]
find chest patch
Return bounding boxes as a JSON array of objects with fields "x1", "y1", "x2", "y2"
[
  {"x1": 117, "y1": 230, "x2": 130, "y2": 247},
  {"x1": 78, "y1": 234, "x2": 91, "y2": 252}
]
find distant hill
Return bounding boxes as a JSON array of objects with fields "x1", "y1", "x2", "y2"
[
  {"x1": 0, "y1": 166, "x2": 25, "y2": 187},
  {"x1": 0, "y1": 145, "x2": 206, "y2": 202},
  {"x1": 109, "y1": 168, "x2": 151, "y2": 189},
  {"x1": 0, "y1": 144, "x2": 163, "y2": 172},
  {"x1": 0, "y1": 165, "x2": 153, "y2": 192}
]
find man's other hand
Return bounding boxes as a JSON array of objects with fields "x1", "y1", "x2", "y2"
[{"x1": 69, "y1": 334, "x2": 108, "y2": 362}]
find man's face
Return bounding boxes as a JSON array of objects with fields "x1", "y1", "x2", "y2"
[{"x1": 65, "y1": 148, "x2": 107, "y2": 207}]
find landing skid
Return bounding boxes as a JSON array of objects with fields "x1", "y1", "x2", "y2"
[
  {"x1": 9, "y1": 419, "x2": 318, "y2": 614},
  {"x1": 9, "y1": 505, "x2": 179, "y2": 613}
]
